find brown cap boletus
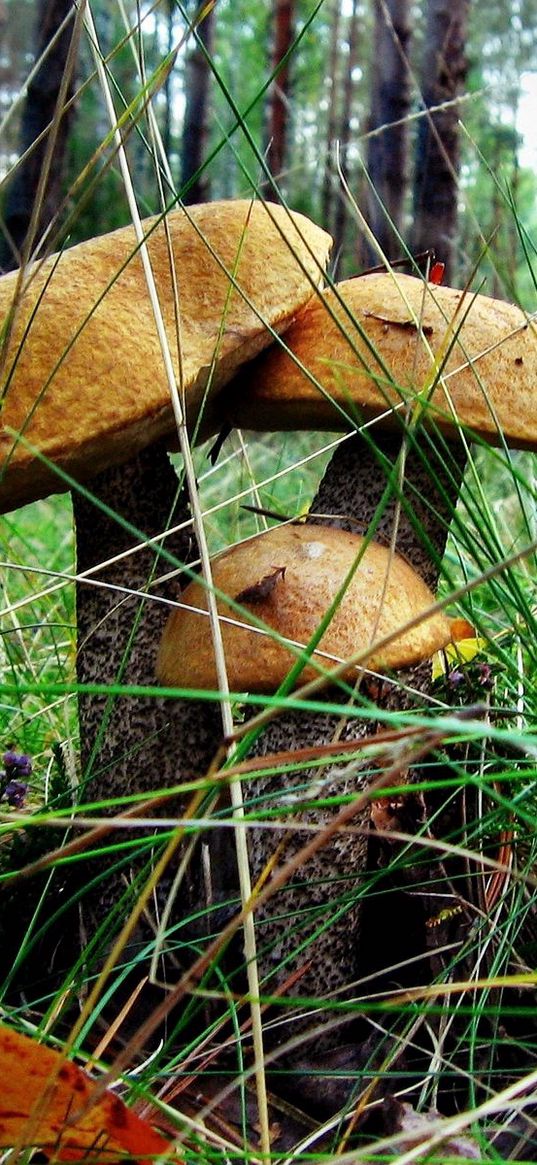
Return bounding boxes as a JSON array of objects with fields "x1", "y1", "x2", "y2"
[
  {"x1": 156, "y1": 522, "x2": 453, "y2": 692},
  {"x1": 223, "y1": 271, "x2": 537, "y2": 448},
  {"x1": 0, "y1": 200, "x2": 331, "y2": 511}
]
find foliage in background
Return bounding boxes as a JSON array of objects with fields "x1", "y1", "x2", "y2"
[{"x1": 3, "y1": 0, "x2": 537, "y2": 290}]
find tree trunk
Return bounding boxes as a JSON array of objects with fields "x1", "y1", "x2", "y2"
[
  {"x1": 181, "y1": 2, "x2": 215, "y2": 203},
  {"x1": 162, "y1": 0, "x2": 175, "y2": 162},
  {"x1": 366, "y1": 0, "x2": 411, "y2": 263},
  {"x1": 332, "y1": 0, "x2": 360, "y2": 270},
  {"x1": 266, "y1": 0, "x2": 295, "y2": 198},
  {"x1": 0, "y1": 0, "x2": 80, "y2": 272},
  {"x1": 320, "y1": 0, "x2": 342, "y2": 233},
  {"x1": 411, "y1": 0, "x2": 470, "y2": 282}
]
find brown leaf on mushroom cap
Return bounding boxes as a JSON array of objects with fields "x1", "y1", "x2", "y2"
[
  {"x1": 234, "y1": 564, "x2": 286, "y2": 604},
  {"x1": 223, "y1": 271, "x2": 537, "y2": 448},
  {"x1": 0, "y1": 201, "x2": 331, "y2": 511},
  {"x1": 156, "y1": 522, "x2": 453, "y2": 693}
]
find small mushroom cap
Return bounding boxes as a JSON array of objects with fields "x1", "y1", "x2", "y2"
[
  {"x1": 156, "y1": 523, "x2": 452, "y2": 692},
  {"x1": 223, "y1": 272, "x2": 537, "y2": 447},
  {"x1": 0, "y1": 201, "x2": 331, "y2": 512}
]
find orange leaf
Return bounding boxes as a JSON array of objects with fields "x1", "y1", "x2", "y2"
[
  {"x1": 450, "y1": 617, "x2": 476, "y2": 642},
  {"x1": 0, "y1": 1024, "x2": 174, "y2": 1162}
]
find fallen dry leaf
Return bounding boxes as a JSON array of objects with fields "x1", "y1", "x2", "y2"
[
  {"x1": 0, "y1": 1024, "x2": 174, "y2": 1162},
  {"x1": 382, "y1": 1095, "x2": 481, "y2": 1160},
  {"x1": 450, "y1": 617, "x2": 477, "y2": 642}
]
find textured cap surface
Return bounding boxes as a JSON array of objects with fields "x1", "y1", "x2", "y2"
[
  {"x1": 0, "y1": 201, "x2": 331, "y2": 511},
  {"x1": 156, "y1": 522, "x2": 452, "y2": 692},
  {"x1": 224, "y1": 272, "x2": 537, "y2": 446}
]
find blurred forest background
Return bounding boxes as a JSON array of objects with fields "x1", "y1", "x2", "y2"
[{"x1": 2, "y1": 0, "x2": 537, "y2": 303}]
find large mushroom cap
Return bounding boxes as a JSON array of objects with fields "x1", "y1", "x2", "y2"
[
  {"x1": 156, "y1": 522, "x2": 452, "y2": 692},
  {"x1": 223, "y1": 272, "x2": 537, "y2": 447},
  {"x1": 0, "y1": 201, "x2": 331, "y2": 512}
]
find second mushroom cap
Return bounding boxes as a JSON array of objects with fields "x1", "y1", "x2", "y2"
[
  {"x1": 222, "y1": 272, "x2": 537, "y2": 448},
  {"x1": 156, "y1": 522, "x2": 453, "y2": 692}
]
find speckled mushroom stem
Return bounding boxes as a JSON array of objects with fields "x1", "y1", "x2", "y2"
[
  {"x1": 73, "y1": 440, "x2": 223, "y2": 1001},
  {"x1": 240, "y1": 428, "x2": 467, "y2": 1067},
  {"x1": 311, "y1": 427, "x2": 467, "y2": 588}
]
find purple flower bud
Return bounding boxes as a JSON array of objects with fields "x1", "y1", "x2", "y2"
[
  {"x1": 478, "y1": 663, "x2": 492, "y2": 688},
  {"x1": 448, "y1": 668, "x2": 465, "y2": 689},
  {"x1": 4, "y1": 780, "x2": 27, "y2": 808},
  {"x1": 3, "y1": 751, "x2": 32, "y2": 778}
]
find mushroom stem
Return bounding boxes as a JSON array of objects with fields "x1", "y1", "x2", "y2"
[
  {"x1": 310, "y1": 426, "x2": 467, "y2": 587},
  {"x1": 239, "y1": 427, "x2": 467, "y2": 1096},
  {"x1": 73, "y1": 440, "x2": 222, "y2": 1013}
]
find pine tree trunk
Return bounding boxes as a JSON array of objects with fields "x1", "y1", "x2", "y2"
[
  {"x1": 320, "y1": 0, "x2": 342, "y2": 234},
  {"x1": 181, "y1": 3, "x2": 215, "y2": 204},
  {"x1": 332, "y1": 0, "x2": 360, "y2": 269},
  {"x1": 366, "y1": 0, "x2": 411, "y2": 263},
  {"x1": 0, "y1": 0, "x2": 79, "y2": 272},
  {"x1": 266, "y1": 0, "x2": 295, "y2": 197},
  {"x1": 162, "y1": 0, "x2": 175, "y2": 162},
  {"x1": 411, "y1": 0, "x2": 470, "y2": 282}
]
